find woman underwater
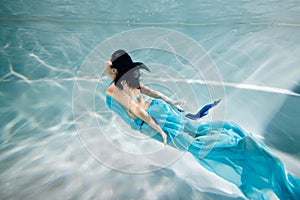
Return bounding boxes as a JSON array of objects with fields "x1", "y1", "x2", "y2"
[{"x1": 104, "y1": 50, "x2": 300, "y2": 200}]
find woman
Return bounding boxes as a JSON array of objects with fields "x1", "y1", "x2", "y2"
[{"x1": 104, "y1": 50, "x2": 300, "y2": 200}]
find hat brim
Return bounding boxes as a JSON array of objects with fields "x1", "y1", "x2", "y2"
[{"x1": 133, "y1": 62, "x2": 150, "y2": 72}]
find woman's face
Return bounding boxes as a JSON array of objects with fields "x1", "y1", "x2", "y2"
[{"x1": 104, "y1": 58, "x2": 117, "y2": 80}]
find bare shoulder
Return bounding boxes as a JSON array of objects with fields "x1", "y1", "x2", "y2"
[
  {"x1": 106, "y1": 84, "x2": 124, "y2": 98},
  {"x1": 106, "y1": 84, "x2": 134, "y2": 108},
  {"x1": 106, "y1": 84, "x2": 115, "y2": 96}
]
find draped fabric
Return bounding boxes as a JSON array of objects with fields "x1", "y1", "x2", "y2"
[{"x1": 106, "y1": 94, "x2": 300, "y2": 199}]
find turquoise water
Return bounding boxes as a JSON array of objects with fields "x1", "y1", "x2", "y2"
[{"x1": 1, "y1": 0, "x2": 300, "y2": 199}]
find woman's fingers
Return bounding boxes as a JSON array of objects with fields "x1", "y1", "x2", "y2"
[
  {"x1": 180, "y1": 98, "x2": 187, "y2": 106},
  {"x1": 162, "y1": 132, "x2": 167, "y2": 146},
  {"x1": 172, "y1": 98, "x2": 186, "y2": 112},
  {"x1": 174, "y1": 98, "x2": 186, "y2": 107}
]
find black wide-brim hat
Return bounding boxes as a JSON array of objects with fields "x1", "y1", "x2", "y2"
[{"x1": 111, "y1": 50, "x2": 150, "y2": 74}]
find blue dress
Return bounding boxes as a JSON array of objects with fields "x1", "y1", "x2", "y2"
[{"x1": 106, "y1": 93, "x2": 300, "y2": 200}]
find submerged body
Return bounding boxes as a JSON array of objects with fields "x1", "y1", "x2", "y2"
[
  {"x1": 104, "y1": 49, "x2": 300, "y2": 199},
  {"x1": 106, "y1": 92, "x2": 300, "y2": 200}
]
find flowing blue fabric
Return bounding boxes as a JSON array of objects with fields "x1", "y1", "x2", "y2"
[{"x1": 106, "y1": 94, "x2": 300, "y2": 200}]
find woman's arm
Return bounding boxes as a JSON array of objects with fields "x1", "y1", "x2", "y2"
[
  {"x1": 109, "y1": 86, "x2": 167, "y2": 146},
  {"x1": 140, "y1": 84, "x2": 185, "y2": 109}
]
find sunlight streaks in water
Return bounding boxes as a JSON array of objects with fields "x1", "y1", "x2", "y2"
[
  {"x1": 0, "y1": 64, "x2": 32, "y2": 83},
  {"x1": 149, "y1": 77, "x2": 300, "y2": 97},
  {"x1": 29, "y1": 53, "x2": 74, "y2": 75},
  {"x1": 1, "y1": 75, "x2": 298, "y2": 97},
  {"x1": 207, "y1": 80, "x2": 300, "y2": 96},
  {"x1": 29, "y1": 53, "x2": 58, "y2": 71}
]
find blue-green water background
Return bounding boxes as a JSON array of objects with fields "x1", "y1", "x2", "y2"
[{"x1": 1, "y1": 0, "x2": 300, "y2": 199}]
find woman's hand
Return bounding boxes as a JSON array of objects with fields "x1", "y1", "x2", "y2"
[
  {"x1": 160, "y1": 130, "x2": 167, "y2": 146},
  {"x1": 173, "y1": 98, "x2": 186, "y2": 111}
]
